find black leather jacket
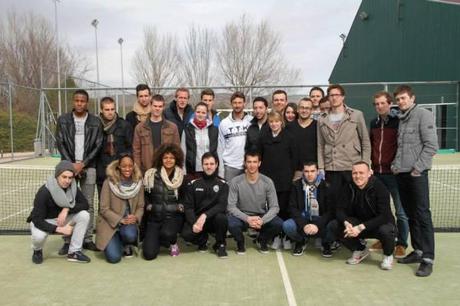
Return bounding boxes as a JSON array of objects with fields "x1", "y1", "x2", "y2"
[{"x1": 56, "y1": 111, "x2": 104, "y2": 168}]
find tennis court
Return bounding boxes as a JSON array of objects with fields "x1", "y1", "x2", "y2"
[{"x1": 0, "y1": 154, "x2": 459, "y2": 305}]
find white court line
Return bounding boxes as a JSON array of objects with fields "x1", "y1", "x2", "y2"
[
  {"x1": 0, "y1": 186, "x2": 29, "y2": 197},
  {"x1": 0, "y1": 207, "x2": 32, "y2": 222},
  {"x1": 276, "y1": 250, "x2": 297, "y2": 306},
  {"x1": 432, "y1": 180, "x2": 460, "y2": 191}
]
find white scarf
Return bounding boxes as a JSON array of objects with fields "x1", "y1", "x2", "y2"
[
  {"x1": 143, "y1": 166, "x2": 184, "y2": 198},
  {"x1": 108, "y1": 180, "x2": 142, "y2": 200}
]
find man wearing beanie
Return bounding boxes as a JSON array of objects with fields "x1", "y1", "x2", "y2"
[
  {"x1": 55, "y1": 89, "x2": 103, "y2": 252},
  {"x1": 181, "y1": 153, "x2": 229, "y2": 258},
  {"x1": 27, "y1": 160, "x2": 91, "y2": 264}
]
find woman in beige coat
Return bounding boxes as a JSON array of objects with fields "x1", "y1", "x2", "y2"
[{"x1": 96, "y1": 154, "x2": 144, "y2": 263}]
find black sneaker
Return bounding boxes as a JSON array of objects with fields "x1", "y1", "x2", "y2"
[
  {"x1": 321, "y1": 245, "x2": 333, "y2": 258},
  {"x1": 32, "y1": 250, "x2": 43, "y2": 264},
  {"x1": 67, "y1": 251, "x2": 91, "y2": 263},
  {"x1": 236, "y1": 240, "x2": 246, "y2": 255},
  {"x1": 397, "y1": 251, "x2": 422, "y2": 264},
  {"x1": 215, "y1": 244, "x2": 228, "y2": 258},
  {"x1": 416, "y1": 261, "x2": 433, "y2": 277},
  {"x1": 292, "y1": 242, "x2": 305, "y2": 256},
  {"x1": 123, "y1": 246, "x2": 134, "y2": 258},
  {"x1": 58, "y1": 243, "x2": 70, "y2": 256},
  {"x1": 198, "y1": 243, "x2": 208, "y2": 253},
  {"x1": 258, "y1": 240, "x2": 269, "y2": 254},
  {"x1": 83, "y1": 241, "x2": 99, "y2": 252},
  {"x1": 330, "y1": 241, "x2": 341, "y2": 252}
]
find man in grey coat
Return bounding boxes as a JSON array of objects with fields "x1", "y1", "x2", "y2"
[{"x1": 391, "y1": 85, "x2": 438, "y2": 277}]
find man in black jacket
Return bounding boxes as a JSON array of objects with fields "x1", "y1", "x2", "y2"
[
  {"x1": 28, "y1": 161, "x2": 91, "y2": 264},
  {"x1": 282, "y1": 161, "x2": 334, "y2": 256},
  {"x1": 329, "y1": 161, "x2": 396, "y2": 270},
  {"x1": 56, "y1": 89, "x2": 103, "y2": 251},
  {"x1": 96, "y1": 97, "x2": 133, "y2": 195},
  {"x1": 182, "y1": 152, "x2": 229, "y2": 258},
  {"x1": 245, "y1": 97, "x2": 269, "y2": 153},
  {"x1": 125, "y1": 84, "x2": 151, "y2": 135},
  {"x1": 163, "y1": 87, "x2": 193, "y2": 138}
]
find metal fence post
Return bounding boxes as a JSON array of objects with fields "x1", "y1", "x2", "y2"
[{"x1": 8, "y1": 82, "x2": 14, "y2": 160}]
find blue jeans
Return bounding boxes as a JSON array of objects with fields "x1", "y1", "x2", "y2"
[
  {"x1": 104, "y1": 224, "x2": 138, "y2": 263},
  {"x1": 227, "y1": 215, "x2": 283, "y2": 243},
  {"x1": 283, "y1": 215, "x2": 331, "y2": 245},
  {"x1": 376, "y1": 173, "x2": 409, "y2": 247},
  {"x1": 396, "y1": 171, "x2": 435, "y2": 260}
]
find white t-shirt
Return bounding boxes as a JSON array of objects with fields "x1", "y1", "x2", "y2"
[{"x1": 74, "y1": 113, "x2": 88, "y2": 161}]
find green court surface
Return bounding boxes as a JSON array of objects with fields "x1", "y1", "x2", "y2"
[{"x1": 1, "y1": 234, "x2": 459, "y2": 306}]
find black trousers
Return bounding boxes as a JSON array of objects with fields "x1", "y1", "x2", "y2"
[
  {"x1": 181, "y1": 213, "x2": 228, "y2": 246},
  {"x1": 328, "y1": 219, "x2": 396, "y2": 256},
  {"x1": 142, "y1": 215, "x2": 184, "y2": 260},
  {"x1": 325, "y1": 170, "x2": 352, "y2": 194},
  {"x1": 277, "y1": 191, "x2": 291, "y2": 221}
]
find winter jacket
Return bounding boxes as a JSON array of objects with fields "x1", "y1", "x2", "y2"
[
  {"x1": 369, "y1": 112, "x2": 399, "y2": 174},
  {"x1": 288, "y1": 179, "x2": 333, "y2": 233},
  {"x1": 392, "y1": 104, "x2": 438, "y2": 173},
  {"x1": 336, "y1": 176, "x2": 395, "y2": 232},
  {"x1": 317, "y1": 107, "x2": 371, "y2": 171},
  {"x1": 96, "y1": 116, "x2": 133, "y2": 184},
  {"x1": 95, "y1": 161, "x2": 144, "y2": 250},
  {"x1": 184, "y1": 175, "x2": 228, "y2": 224},
  {"x1": 27, "y1": 184, "x2": 89, "y2": 233},
  {"x1": 245, "y1": 117, "x2": 269, "y2": 153},
  {"x1": 132, "y1": 119, "x2": 180, "y2": 173},
  {"x1": 217, "y1": 112, "x2": 253, "y2": 177},
  {"x1": 181, "y1": 120, "x2": 218, "y2": 174},
  {"x1": 163, "y1": 100, "x2": 193, "y2": 138},
  {"x1": 143, "y1": 171, "x2": 185, "y2": 223},
  {"x1": 56, "y1": 111, "x2": 104, "y2": 168},
  {"x1": 259, "y1": 128, "x2": 298, "y2": 192}
]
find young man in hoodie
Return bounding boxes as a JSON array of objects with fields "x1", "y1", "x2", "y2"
[
  {"x1": 217, "y1": 92, "x2": 253, "y2": 181},
  {"x1": 391, "y1": 85, "x2": 438, "y2": 277},
  {"x1": 28, "y1": 161, "x2": 91, "y2": 264},
  {"x1": 164, "y1": 87, "x2": 193, "y2": 138},
  {"x1": 182, "y1": 153, "x2": 229, "y2": 258},
  {"x1": 328, "y1": 161, "x2": 396, "y2": 270}
]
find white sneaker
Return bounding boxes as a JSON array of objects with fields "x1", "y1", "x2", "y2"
[
  {"x1": 283, "y1": 236, "x2": 292, "y2": 250},
  {"x1": 380, "y1": 255, "x2": 394, "y2": 270},
  {"x1": 346, "y1": 248, "x2": 369, "y2": 265},
  {"x1": 271, "y1": 236, "x2": 282, "y2": 250}
]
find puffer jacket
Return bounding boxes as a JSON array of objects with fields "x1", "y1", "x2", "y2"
[
  {"x1": 143, "y1": 171, "x2": 185, "y2": 222},
  {"x1": 317, "y1": 106, "x2": 371, "y2": 171},
  {"x1": 392, "y1": 104, "x2": 438, "y2": 173},
  {"x1": 56, "y1": 111, "x2": 104, "y2": 168}
]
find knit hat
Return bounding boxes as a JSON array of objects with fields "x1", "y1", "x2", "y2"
[{"x1": 55, "y1": 160, "x2": 75, "y2": 178}]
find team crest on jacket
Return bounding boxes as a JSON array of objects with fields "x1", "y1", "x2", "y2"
[{"x1": 213, "y1": 185, "x2": 219, "y2": 193}]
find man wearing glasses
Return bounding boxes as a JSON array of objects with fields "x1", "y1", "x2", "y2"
[{"x1": 317, "y1": 84, "x2": 371, "y2": 193}]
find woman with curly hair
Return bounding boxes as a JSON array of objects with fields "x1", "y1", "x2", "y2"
[
  {"x1": 96, "y1": 154, "x2": 144, "y2": 263},
  {"x1": 142, "y1": 143, "x2": 186, "y2": 260}
]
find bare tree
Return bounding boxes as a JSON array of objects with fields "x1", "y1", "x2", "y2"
[
  {"x1": 216, "y1": 15, "x2": 300, "y2": 95},
  {"x1": 179, "y1": 25, "x2": 215, "y2": 88},
  {"x1": 0, "y1": 11, "x2": 84, "y2": 88},
  {"x1": 132, "y1": 26, "x2": 181, "y2": 93}
]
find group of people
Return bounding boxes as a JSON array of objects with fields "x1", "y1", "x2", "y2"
[{"x1": 27, "y1": 83, "x2": 438, "y2": 277}]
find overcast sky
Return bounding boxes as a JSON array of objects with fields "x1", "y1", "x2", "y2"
[{"x1": 0, "y1": 0, "x2": 362, "y2": 87}]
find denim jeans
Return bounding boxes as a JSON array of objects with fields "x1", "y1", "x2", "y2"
[
  {"x1": 396, "y1": 171, "x2": 435, "y2": 261},
  {"x1": 375, "y1": 173, "x2": 409, "y2": 247},
  {"x1": 227, "y1": 215, "x2": 283, "y2": 243},
  {"x1": 104, "y1": 224, "x2": 138, "y2": 263},
  {"x1": 283, "y1": 215, "x2": 330, "y2": 245}
]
